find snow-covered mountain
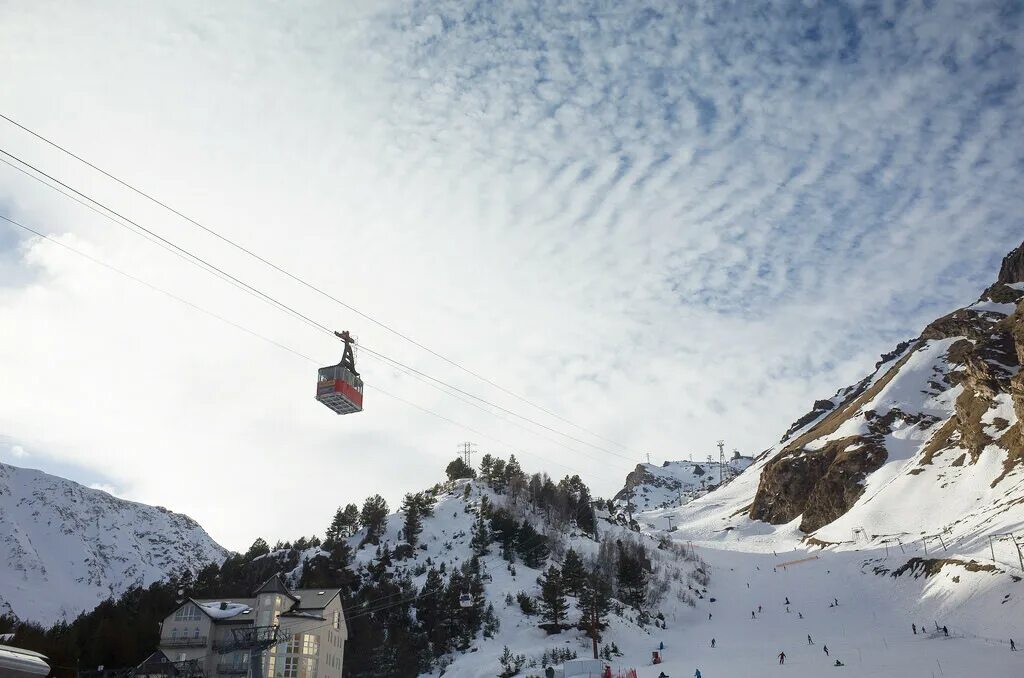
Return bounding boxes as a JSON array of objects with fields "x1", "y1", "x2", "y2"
[
  {"x1": 615, "y1": 458, "x2": 754, "y2": 513},
  {"x1": 0, "y1": 462, "x2": 228, "y2": 624},
  {"x1": 654, "y1": 240, "x2": 1024, "y2": 561}
]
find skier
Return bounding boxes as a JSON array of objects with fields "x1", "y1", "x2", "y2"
[
  {"x1": 752, "y1": 611, "x2": 756, "y2": 619},
  {"x1": 658, "y1": 673, "x2": 670, "y2": 678},
  {"x1": 823, "y1": 645, "x2": 829, "y2": 657},
  {"x1": 711, "y1": 638, "x2": 716, "y2": 648},
  {"x1": 747, "y1": 582, "x2": 750, "y2": 588},
  {"x1": 708, "y1": 612, "x2": 712, "y2": 620},
  {"x1": 660, "y1": 641, "x2": 665, "y2": 651},
  {"x1": 693, "y1": 670, "x2": 700, "y2": 678},
  {"x1": 942, "y1": 626, "x2": 948, "y2": 637},
  {"x1": 807, "y1": 634, "x2": 813, "y2": 645},
  {"x1": 1011, "y1": 638, "x2": 1016, "y2": 651},
  {"x1": 833, "y1": 659, "x2": 845, "y2": 667},
  {"x1": 798, "y1": 612, "x2": 804, "y2": 619},
  {"x1": 778, "y1": 651, "x2": 786, "y2": 665},
  {"x1": 758, "y1": 605, "x2": 762, "y2": 613},
  {"x1": 785, "y1": 597, "x2": 790, "y2": 605},
  {"x1": 786, "y1": 606, "x2": 790, "y2": 613},
  {"x1": 834, "y1": 598, "x2": 839, "y2": 606},
  {"x1": 912, "y1": 623, "x2": 916, "y2": 635}
]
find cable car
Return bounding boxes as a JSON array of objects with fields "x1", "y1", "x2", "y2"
[
  {"x1": 459, "y1": 592, "x2": 473, "y2": 608},
  {"x1": 316, "y1": 330, "x2": 364, "y2": 414}
]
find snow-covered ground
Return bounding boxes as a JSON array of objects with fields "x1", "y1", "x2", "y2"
[{"x1": 630, "y1": 543, "x2": 1022, "y2": 678}]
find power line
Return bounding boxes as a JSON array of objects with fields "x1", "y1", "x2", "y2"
[
  {"x1": 0, "y1": 149, "x2": 636, "y2": 465},
  {"x1": 0, "y1": 111, "x2": 634, "y2": 454}
]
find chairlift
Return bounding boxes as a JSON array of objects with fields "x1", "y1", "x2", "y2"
[
  {"x1": 316, "y1": 330, "x2": 364, "y2": 414},
  {"x1": 459, "y1": 592, "x2": 473, "y2": 608}
]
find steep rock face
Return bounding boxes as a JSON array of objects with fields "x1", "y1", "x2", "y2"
[
  {"x1": 749, "y1": 241, "x2": 1024, "y2": 533},
  {"x1": 0, "y1": 462, "x2": 228, "y2": 624}
]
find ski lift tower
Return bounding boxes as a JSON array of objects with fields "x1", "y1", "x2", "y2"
[
  {"x1": 717, "y1": 440, "x2": 725, "y2": 487},
  {"x1": 217, "y1": 625, "x2": 282, "y2": 678}
]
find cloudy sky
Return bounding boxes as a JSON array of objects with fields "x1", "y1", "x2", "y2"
[{"x1": 1, "y1": 1, "x2": 1022, "y2": 550}]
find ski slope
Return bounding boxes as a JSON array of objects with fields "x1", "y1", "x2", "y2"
[{"x1": 630, "y1": 544, "x2": 1022, "y2": 678}]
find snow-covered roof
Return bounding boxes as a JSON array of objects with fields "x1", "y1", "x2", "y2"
[{"x1": 194, "y1": 599, "x2": 255, "y2": 620}]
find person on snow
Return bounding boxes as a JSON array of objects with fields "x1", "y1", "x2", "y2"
[
  {"x1": 658, "y1": 672, "x2": 670, "y2": 678},
  {"x1": 711, "y1": 638, "x2": 716, "y2": 648},
  {"x1": 786, "y1": 606, "x2": 790, "y2": 613},
  {"x1": 807, "y1": 634, "x2": 813, "y2": 645},
  {"x1": 778, "y1": 651, "x2": 786, "y2": 665},
  {"x1": 1011, "y1": 638, "x2": 1016, "y2": 651},
  {"x1": 758, "y1": 605, "x2": 762, "y2": 613},
  {"x1": 708, "y1": 612, "x2": 712, "y2": 620},
  {"x1": 785, "y1": 597, "x2": 790, "y2": 605},
  {"x1": 942, "y1": 626, "x2": 948, "y2": 637},
  {"x1": 912, "y1": 623, "x2": 916, "y2": 635},
  {"x1": 693, "y1": 670, "x2": 700, "y2": 678},
  {"x1": 660, "y1": 642, "x2": 665, "y2": 650},
  {"x1": 823, "y1": 645, "x2": 830, "y2": 656},
  {"x1": 834, "y1": 598, "x2": 839, "y2": 606},
  {"x1": 798, "y1": 612, "x2": 804, "y2": 619},
  {"x1": 833, "y1": 659, "x2": 845, "y2": 667},
  {"x1": 752, "y1": 611, "x2": 756, "y2": 619}
]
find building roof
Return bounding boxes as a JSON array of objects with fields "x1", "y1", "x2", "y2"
[
  {"x1": 290, "y1": 588, "x2": 342, "y2": 611},
  {"x1": 190, "y1": 598, "x2": 258, "y2": 621},
  {"x1": 254, "y1": 574, "x2": 299, "y2": 603}
]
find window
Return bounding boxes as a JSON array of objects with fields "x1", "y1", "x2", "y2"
[
  {"x1": 287, "y1": 634, "x2": 301, "y2": 654},
  {"x1": 332, "y1": 610, "x2": 341, "y2": 630},
  {"x1": 300, "y1": 634, "x2": 318, "y2": 656},
  {"x1": 173, "y1": 604, "x2": 201, "y2": 622},
  {"x1": 193, "y1": 627, "x2": 200, "y2": 639},
  {"x1": 171, "y1": 628, "x2": 178, "y2": 640},
  {"x1": 282, "y1": 656, "x2": 299, "y2": 678},
  {"x1": 299, "y1": 657, "x2": 316, "y2": 678}
]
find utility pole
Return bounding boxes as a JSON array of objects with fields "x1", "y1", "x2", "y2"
[
  {"x1": 666, "y1": 516, "x2": 674, "y2": 531},
  {"x1": 457, "y1": 441, "x2": 477, "y2": 467},
  {"x1": 717, "y1": 440, "x2": 725, "y2": 487},
  {"x1": 646, "y1": 452, "x2": 651, "y2": 464}
]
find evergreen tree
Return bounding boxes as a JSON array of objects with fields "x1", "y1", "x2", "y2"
[
  {"x1": 325, "y1": 503, "x2": 360, "y2": 546},
  {"x1": 445, "y1": 457, "x2": 477, "y2": 481},
  {"x1": 490, "y1": 457, "x2": 508, "y2": 492},
  {"x1": 401, "y1": 493, "x2": 424, "y2": 548},
  {"x1": 539, "y1": 566, "x2": 568, "y2": 627},
  {"x1": 360, "y1": 494, "x2": 389, "y2": 545},
  {"x1": 244, "y1": 537, "x2": 270, "y2": 561},
  {"x1": 479, "y1": 453, "x2": 494, "y2": 481},
  {"x1": 515, "y1": 520, "x2": 549, "y2": 568},
  {"x1": 615, "y1": 541, "x2": 648, "y2": 608},
  {"x1": 579, "y1": 572, "x2": 613, "y2": 658},
  {"x1": 560, "y1": 548, "x2": 587, "y2": 597}
]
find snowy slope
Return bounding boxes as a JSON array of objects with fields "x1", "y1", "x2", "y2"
[
  {"x1": 0, "y1": 462, "x2": 228, "y2": 624},
  {"x1": 615, "y1": 459, "x2": 754, "y2": 513},
  {"x1": 290, "y1": 478, "x2": 709, "y2": 678},
  {"x1": 652, "y1": 243, "x2": 1024, "y2": 568}
]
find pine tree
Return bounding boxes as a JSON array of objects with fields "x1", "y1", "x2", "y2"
[
  {"x1": 325, "y1": 504, "x2": 360, "y2": 546},
  {"x1": 244, "y1": 537, "x2": 270, "y2": 561},
  {"x1": 560, "y1": 548, "x2": 587, "y2": 597},
  {"x1": 539, "y1": 566, "x2": 568, "y2": 627},
  {"x1": 616, "y1": 542, "x2": 648, "y2": 608},
  {"x1": 579, "y1": 572, "x2": 613, "y2": 658},
  {"x1": 401, "y1": 493, "x2": 424, "y2": 548},
  {"x1": 360, "y1": 494, "x2": 389, "y2": 545},
  {"x1": 479, "y1": 453, "x2": 494, "y2": 481},
  {"x1": 445, "y1": 457, "x2": 477, "y2": 481},
  {"x1": 483, "y1": 602, "x2": 500, "y2": 638},
  {"x1": 515, "y1": 520, "x2": 549, "y2": 568}
]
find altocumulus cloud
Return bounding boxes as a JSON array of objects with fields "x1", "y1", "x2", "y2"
[{"x1": 0, "y1": 0, "x2": 1021, "y2": 548}]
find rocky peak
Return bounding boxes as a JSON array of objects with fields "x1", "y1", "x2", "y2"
[{"x1": 997, "y1": 241, "x2": 1024, "y2": 285}]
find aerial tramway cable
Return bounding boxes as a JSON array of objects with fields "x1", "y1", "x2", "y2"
[
  {"x1": 0, "y1": 111, "x2": 635, "y2": 453},
  {"x1": 0, "y1": 146, "x2": 637, "y2": 465}
]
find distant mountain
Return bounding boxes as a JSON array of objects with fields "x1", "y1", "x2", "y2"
[
  {"x1": 614, "y1": 458, "x2": 753, "y2": 512},
  {"x1": 0, "y1": 462, "x2": 228, "y2": 624},
  {"x1": 660, "y1": 240, "x2": 1024, "y2": 553}
]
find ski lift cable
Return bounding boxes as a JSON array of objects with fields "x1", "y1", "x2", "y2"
[
  {"x1": 0, "y1": 212, "x2": 622, "y2": 482},
  {"x1": 362, "y1": 352, "x2": 632, "y2": 472},
  {"x1": 0, "y1": 111, "x2": 635, "y2": 454},
  {"x1": 0, "y1": 149, "x2": 638, "y2": 464}
]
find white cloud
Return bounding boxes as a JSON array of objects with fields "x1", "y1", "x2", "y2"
[
  {"x1": 89, "y1": 482, "x2": 118, "y2": 496},
  {"x1": 0, "y1": 1, "x2": 1021, "y2": 550},
  {"x1": 9, "y1": 445, "x2": 28, "y2": 458}
]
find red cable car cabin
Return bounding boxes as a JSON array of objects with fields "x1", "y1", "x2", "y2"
[{"x1": 316, "y1": 330, "x2": 364, "y2": 414}]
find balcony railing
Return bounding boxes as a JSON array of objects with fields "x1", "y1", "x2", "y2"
[
  {"x1": 161, "y1": 636, "x2": 209, "y2": 648},
  {"x1": 216, "y1": 663, "x2": 248, "y2": 675}
]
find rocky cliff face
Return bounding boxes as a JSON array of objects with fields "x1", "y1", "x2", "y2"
[
  {"x1": 749, "y1": 242, "x2": 1024, "y2": 533},
  {"x1": 0, "y1": 462, "x2": 228, "y2": 624}
]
